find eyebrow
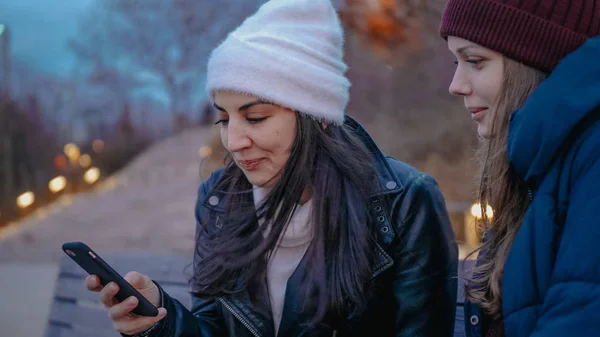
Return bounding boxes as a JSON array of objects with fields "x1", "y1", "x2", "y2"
[
  {"x1": 213, "y1": 99, "x2": 273, "y2": 112},
  {"x1": 456, "y1": 45, "x2": 479, "y2": 54}
]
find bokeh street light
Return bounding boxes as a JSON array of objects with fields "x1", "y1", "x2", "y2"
[
  {"x1": 79, "y1": 154, "x2": 92, "y2": 168},
  {"x1": 84, "y1": 167, "x2": 100, "y2": 184},
  {"x1": 16, "y1": 191, "x2": 35, "y2": 208},
  {"x1": 92, "y1": 140, "x2": 105, "y2": 153},
  {"x1": 53, "y1": 154, "x2": 67, "y2": 169},
  {"x1": 199, "y1": 146, "x2": 212, "y2": 158},
  {"x1": 470, "y1": 202, "x2": 494, "y2": 220},
  {"x1": 64, "y1": 143, "x2": 81, "y2": 164},
  {"x1": 48, "y1": 176, "x2": 67, "y2": 193}
]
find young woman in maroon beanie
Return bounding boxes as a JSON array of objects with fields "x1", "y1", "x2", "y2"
[{"x1": 440, "y1": 1, "x2": 600, "y2": 336}]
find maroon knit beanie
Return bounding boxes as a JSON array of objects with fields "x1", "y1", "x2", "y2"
[{"x1": 439, "y1": 0, "x2": 600, "y2": 73}]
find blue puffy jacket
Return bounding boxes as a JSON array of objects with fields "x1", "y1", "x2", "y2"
[{"x1": 465, "y1": 36, "x2": 600, "y2": 337}]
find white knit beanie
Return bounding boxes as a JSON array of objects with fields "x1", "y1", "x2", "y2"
[{"x1": 206, "y1": 0, "x2": 350, "y2": 125}]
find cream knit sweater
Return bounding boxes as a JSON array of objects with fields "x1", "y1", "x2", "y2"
[{"x1": 253, "y1": 187, "x2": 313, "y2": 335}]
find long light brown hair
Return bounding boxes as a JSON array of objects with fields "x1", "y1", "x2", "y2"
[{"x1": 465, "y1": 57, "x2": 547, "y2": 317}]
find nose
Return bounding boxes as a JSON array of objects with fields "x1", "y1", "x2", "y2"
[
  {"x1": 225, "y1": 119, "x2": 252, "y2": 153},
  {"x1": 449, "y1": 65, "x2": 472, "y2": 96}
]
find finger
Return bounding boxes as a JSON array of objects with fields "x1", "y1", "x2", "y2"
[
  {"x1": 99, "y1": 282, "x2": 119, "y2": 307},
  {"x1": 115, "y1": 308, "x2": 168, "y2": 335},
  {"x1": 108, "y1": 296, "x2": 138, "y2": 320},
  {"x1": 85, "y1": 275, "x2": 102, "y2": 292}
]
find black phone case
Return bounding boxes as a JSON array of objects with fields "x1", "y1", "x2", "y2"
[{"x1": 62, "y1": 241, "x2": 159, "y2": 317}]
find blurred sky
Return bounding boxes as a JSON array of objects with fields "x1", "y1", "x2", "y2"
[{"x1": 0, "y1": 0, "x2": 94, "y2": 77}]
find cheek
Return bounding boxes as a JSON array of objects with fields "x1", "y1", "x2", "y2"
[
  {"x1": 485, "y1": 67, "x2": 504, "y2": 103},
  {"x1": 251, "y1": 111, "x2": 297, "y2": 168},
  {"x1": 472, "y1": 69, "x2": 503, "y2": 104},
  {"x1": 490, "y1": 80, "x2": 504, "y2": 104},
  {"x1": 281, "y1": 129, "x2": 296, "y2": 152},
  {"x1": 220, "y1": 129, "x2": 228, "y2": 149},
  {"x1": 269, "y1": 130, "x2": 295, "y2": 161},
  {"x1": 262, "y1": 127, "x2": 296, "y2": 165}
]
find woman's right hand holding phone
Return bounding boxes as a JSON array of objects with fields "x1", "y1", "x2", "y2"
[{"x1": 85, "y1": 271, "x2": 168, "y2": 335}]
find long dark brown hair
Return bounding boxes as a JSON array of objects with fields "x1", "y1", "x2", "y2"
[
  {"x1": 465, "y1": 58, "x2": 547, "y2": 317},
  {"x1": 191, "y1": 113, "x2": 379, "y2": 324}
]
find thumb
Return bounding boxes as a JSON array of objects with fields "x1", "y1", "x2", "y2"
[
  {"x1": 157, "y1": 307, "x2": 167, "y2": 318},
  {"x1": 124, "y1": 272, "x2": 151, "y2": 289}
]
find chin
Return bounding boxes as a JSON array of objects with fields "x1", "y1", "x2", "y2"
[
  {"x1": 244, "y1": 173, "x2": 277, "y2": 188},
  {"x1": 477, "y1": 125, "x2": 493, "y2": 139}
]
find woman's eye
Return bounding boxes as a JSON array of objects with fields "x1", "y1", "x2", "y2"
[
  {"x1": 454, "y1": 58, "x2": 484, "y2": 68},
  {"x1": 247, "y1": 117, "x2": 266, "y2": 124},
  {"x1": 215, "y1": 119, "x2": 229, "y2": 126},
  {"x1": 466, "y1": 59, "x2": 483, "y2": 67}
]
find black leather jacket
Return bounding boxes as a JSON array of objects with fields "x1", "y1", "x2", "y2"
[{"x1": 142, "y1": 118, "x2": 458, "y2": 337}]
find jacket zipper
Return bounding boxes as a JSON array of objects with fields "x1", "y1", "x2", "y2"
[{"x1": 218, "y1": 298, "x2": 262, "y2": 337}]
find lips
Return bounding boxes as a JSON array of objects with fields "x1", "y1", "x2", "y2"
[
  {"x1": 238, "y1": 159, "x2": 263, "y2": 171},
  {"x1": 468, "y1": 107, "x2": 487, "y2": 114},
  {"x1": 468, "y1": 107, "x2": 488, "y2": 122}
]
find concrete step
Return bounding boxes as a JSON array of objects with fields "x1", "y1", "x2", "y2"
[{"x1": 0, "y1": 263, "x2": 59, "y2": 337}]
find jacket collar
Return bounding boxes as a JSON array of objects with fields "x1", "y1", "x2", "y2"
[
  {"x1": 507, "y1": 36, "x2": 600, "y2": 188},
  {"x1": 344, "y1": 116, "x2": 403, "y2": 196},
  {"x1": 204, "y1": 116, "x2": 402, "y2": 213}
]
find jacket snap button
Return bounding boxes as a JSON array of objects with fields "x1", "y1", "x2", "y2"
[
  {"x1": 375, "y1": 206, "x2": 382, "y2": 212},
  {"x1": 208, "y1": 196, "x2": 219, "y2": 206},
  {"x1": 470, "y1": 315, "x2": 479, "y2": 326},
  {"x1": 378, "y1": 216, "x2": 385, "y2": 222},
  {"x1": 385, "y1": 181, "x2": 397, "y2": 190},
  {"x1": 382, "y1": 226, "x2": 389, "y2": 233}
]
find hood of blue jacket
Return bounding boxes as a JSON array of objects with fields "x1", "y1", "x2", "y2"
[{"x1": 507, "y1": 36, "x2": 600, "y2": 188}]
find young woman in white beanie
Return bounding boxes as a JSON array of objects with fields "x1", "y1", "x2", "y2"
[{"x1": 86, "y1": 0, "x2": 458, "y2": 336}]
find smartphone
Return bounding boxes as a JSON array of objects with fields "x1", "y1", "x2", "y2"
[{"x1": 62, "y1": 241, "x2": 159, "y2": 317}]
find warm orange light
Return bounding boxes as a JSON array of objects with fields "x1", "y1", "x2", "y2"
[
  {"x1": 79, "y1": 154, "x2": 92, "y2": 168},
  {"x1": 49, "y1": 176, "x2": 67, "y2": 193},
  {"x1": 64, "y1": 143, "x2": 81, "y2": 163},
  {"x1": 84, "y1": 167, "x2": 101, "y2": 184},
  {"x1": 470, "y1": 203, "x2": 494, "y2": 220},
  {"x1": 17, "y1": 191, "x2": 35, "y2": 208},
  {"x1": 92, "y1": 140, "x2": 105, "y2": 153},
  {"x1": 199, "y1": 146, "x2": 212, "y2": 158}
]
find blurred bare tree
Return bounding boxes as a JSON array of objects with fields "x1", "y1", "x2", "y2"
[
  {"x1": 69, "y1": 0, "x2": 264, "y2": 120},
  {"x1": 338, "y1": 0, "x2": 478, "y2": 201}
]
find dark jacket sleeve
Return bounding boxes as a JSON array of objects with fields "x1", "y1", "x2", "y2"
[
  {"x1": 138, "y1": 172, "x2": 227, "y2": 337},
  {"x1": 391, "y1": 173, "x2": 459, "y2": 337},
  {"x1": 529, "y1": 146, "x2": 600, "y2": 336}
]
